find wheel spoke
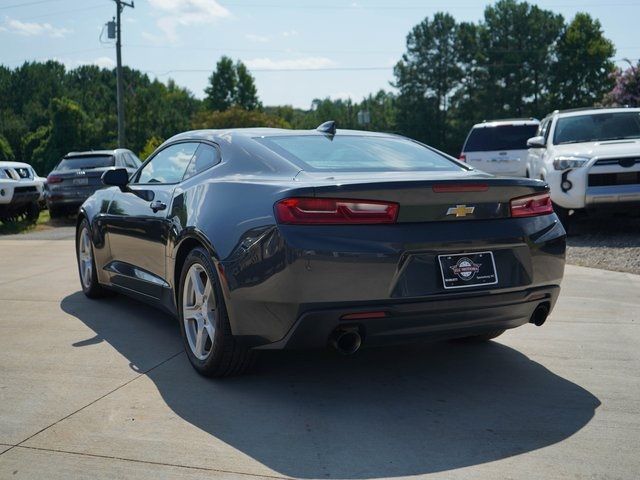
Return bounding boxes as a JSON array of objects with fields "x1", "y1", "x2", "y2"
[
  {"x1": 189, "y1": 268, "x2": 205, "y2": 303},
  {"x1": 194, "y1": 321, "x2": 207, "y2": 357},
  {"x1": 203, "y1": 279, "x2": 216, "y2": 310},
  {"x1": 183, "y1": 304, "x2": 199, "y2": 320}
]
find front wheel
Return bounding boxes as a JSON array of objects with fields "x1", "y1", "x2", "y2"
[
  {"x1": 178, "y1": 247, "x2": 254, "y2": 377},
  {"x1": 25, "y1": 202, "x2": 40, "y2": 223},
  {"x1": 76, "y1": 219, "x2": 111, "y2": 298}
]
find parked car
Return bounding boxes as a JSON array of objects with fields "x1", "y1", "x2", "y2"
[
  {"x1": 47, "y1": 149, "x2": 142, "y2": 218},
  {"x1": 460, "y1": 119, "x2": 539, "y2": 177},
  {"x1": 527, "y1": 107, "x2": 640, "y2": 222},
  {"x1": 0, "y1": 161, "x2": 45, "y2": 223},
  {"x1": 76, "y1": 123, "x2": 566, "y2": 377}
]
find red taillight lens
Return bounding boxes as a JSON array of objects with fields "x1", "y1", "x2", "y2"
[
  {"x1": 459, "y1": 154, "x2": 466, "y2": 162},
  {"x1": 47, "y1": 175, "x2": 63, "y2": 184},
  {"x1": 275, "y1": 197, "x2": 399, "y2": 225},
  {"x1": 510, "y1": 192, "x2": 553, "y2": 218}
]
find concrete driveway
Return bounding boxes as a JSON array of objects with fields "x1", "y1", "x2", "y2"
[{"x1": 0, "y1": 236, "x2": 638, "y2": 479}]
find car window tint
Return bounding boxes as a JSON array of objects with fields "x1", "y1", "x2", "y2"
[
  {"x1": 136, "y1": 143, "x2": 198, "y2": 184},
  {"x1": 463, "y1": 125, "x2": 539, "y2": 152},
  {"x1": 257, "y1": 135, "x2": 461, "y2": 172},
  {"x1": 553, "y1": 112, "x2": 640, "y2": 145},
  {"x1": 56, "y1": 155, "x2": 115, "y2": 171},
  {"x1": 183, "y1": 143, "x2": 220, "y2": 180}
]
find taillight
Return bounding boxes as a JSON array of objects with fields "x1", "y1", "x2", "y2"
[
  {"x1": 459, "y1": 154, "x2": 466, "y2": 162},
  {"x1": 275, "y1": 197, "x2": 399, "y2": 225},
  {"x1": 47, "y1": 175, "x2": 63, "y2": 184},
  {"x1": 510, "y1": 192, "x2": 553, "y2": 218}
]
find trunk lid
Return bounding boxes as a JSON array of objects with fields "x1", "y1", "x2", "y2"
[{"x1": 295, "y1": 171, "x2": 547, "y2": 222}]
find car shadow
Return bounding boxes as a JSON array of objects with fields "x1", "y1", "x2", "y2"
[{"x1": 61, "y1": 292, "x2": 600, "y2": 479}]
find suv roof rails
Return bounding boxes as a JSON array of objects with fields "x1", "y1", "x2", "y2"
[
  {"x1": 481, "y1": 117, "x2": 539, "y2": 123},
  {"x1": 552, "y1": 105, "x2": 632, "y2": 115}
]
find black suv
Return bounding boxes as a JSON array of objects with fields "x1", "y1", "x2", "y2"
[{"x1": 46, "y1": 149, "x2": 141, "y2": 217}]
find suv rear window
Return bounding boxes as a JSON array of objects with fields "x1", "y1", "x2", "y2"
[
  {"x1": 56, "y1": 155, "x2": 115, "y2": 171},
  {"x1": 463, "y1": 125, "x2": 539, "y2": 152},
  {"x1": 257, "y1": 135, "x2": 461, "y2": 172}
]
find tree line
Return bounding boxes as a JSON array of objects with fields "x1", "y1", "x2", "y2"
[{"x1": 1, "y1": 0, "x2": 638, "y2": 174}]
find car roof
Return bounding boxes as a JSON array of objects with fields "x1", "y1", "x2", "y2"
[
  {"x1": 0, "y1": 160, "x2": 33, "y2": 169},
  {"x1": 470, "y1": 118, "x2": 539, "y2": 129},
  {"x1": 549, "y1": 107, "x2": 640, "y2": 119},
  {"x1": 64, "y1": 149, "x2": 130, "y2": 158},
  {"x1": 165, "y1": 127, "x2": 402, "y2": 145}
]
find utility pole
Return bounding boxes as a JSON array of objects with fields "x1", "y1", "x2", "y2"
[{"x1": 113, "y1": 0, "x2": 134, "y2": 148}]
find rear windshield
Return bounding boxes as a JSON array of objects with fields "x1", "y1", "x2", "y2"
[
  {"x1": 56, "y1": 155, "x2": 114, "y2": 171},
  {"x1": 553, "y1": 112, "x2": 640, "y2": 145},
  {"x1": 257, "y1": 135, "x2": 461, "y2": 172},
  {"x1": 463, "y1": 125, "x2": 538, "y2": 152}
]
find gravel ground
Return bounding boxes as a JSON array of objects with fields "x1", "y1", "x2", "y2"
[{"x1": 566, "y1": 215, "x2": 640, "y2": 275}]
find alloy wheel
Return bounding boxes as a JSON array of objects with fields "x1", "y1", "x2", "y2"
[
  {"x1": 78, "y1": 227, "x2": 93, "y2": 289},
  {"x1": 182, "y1": 263, "x2": 217, "y2": 360}
]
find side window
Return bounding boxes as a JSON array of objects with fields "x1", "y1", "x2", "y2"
[
  {"x1": 539, "y1": 119, "x2": 551, "y2": 143},
  {"x1": 124, "y1": 152, "x2": 140, "y2": 169},
  {"x1": 135, "y1": 143, "x2": 198, "y2": 184},
  {"x1": 183, "y1": 143, "x2": 220, "y2": 180}
]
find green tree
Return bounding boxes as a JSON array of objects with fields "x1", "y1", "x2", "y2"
[
  {"x1": 0, "y1": 135, "x2": 14, "y2": 161},
  {"x1": 550, "y1": 13, "x2": 615, "y2": 109},
  {"x1": 191, "y1": 106, "x2": 289, "y2": 129},
  {"x1": 394, "y1": 12, "x2": 462, "y2": 150},
  {"x1": 140, "y1": 135, "x2": 164, "y2": 160},
  {"x1": 204, "y1": 56, "x2": 237, "y2": 111},
  {"x1": 235, "y1": 61, "x2": 261, "y2": 110}
]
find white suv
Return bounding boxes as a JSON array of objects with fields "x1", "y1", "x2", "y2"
[
  {"x1": 460, "y1": 119, "x2": 540, "y2": 177},
  {"x1": 0, "y1": 161, "x2": 45, "y2": 223},
  {"x1": 527, "y1": 107, "x2": 640, "y2": 220}
]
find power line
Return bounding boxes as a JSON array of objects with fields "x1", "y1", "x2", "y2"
[{"x1": 0, "y1": 0, "x2": 64, "y2": 10}]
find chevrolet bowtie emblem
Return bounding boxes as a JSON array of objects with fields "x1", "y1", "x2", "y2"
[{"x1": 446, "y1": 205, "x2": 475, "y2": 217}]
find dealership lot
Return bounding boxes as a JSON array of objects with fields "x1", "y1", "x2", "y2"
[{"x1": 0, "y1": 235, "x2": 639, "y2": 479}]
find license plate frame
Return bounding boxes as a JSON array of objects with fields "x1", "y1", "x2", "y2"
[
  {"x1": 438, "y1": 251, "x2": 498, "y2": 290},
  {"x1": 72, "y1": 178, "x2": 89, "y2": 186}
]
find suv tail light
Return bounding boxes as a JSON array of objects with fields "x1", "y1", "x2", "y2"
[
  {"x1": 47, "y1": 175, "x2": 63, "y2": 184},
  {"x1": 458, "y1": 154, "x2": 466, "y2": 162},
  {"x1": 510, "y1": 192, "x2": 553, "y2": 218},
  {"x1": 275, "y1": 197, "x2": 399, "y2": 224}
]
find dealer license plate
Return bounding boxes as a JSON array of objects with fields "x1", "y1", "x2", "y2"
[{"x1": 438, "y1": 251, "x2": 498, "y2": 290}]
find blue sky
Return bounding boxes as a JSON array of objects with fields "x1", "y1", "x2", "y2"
[{"x1": 2, "y1": 0, "x2": 640, "y2": 108}]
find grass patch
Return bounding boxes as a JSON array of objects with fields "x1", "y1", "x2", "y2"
[{"x1": 0, "y1": 209, "x2": 75, "y2": 236}]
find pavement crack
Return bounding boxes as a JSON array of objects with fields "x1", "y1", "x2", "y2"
[
  {"x1": 12, "y1": 445, "x2": 289, "y2": 479},
  {"x1": 3, "y1": 350, "x2": 185, "y2": 456}
]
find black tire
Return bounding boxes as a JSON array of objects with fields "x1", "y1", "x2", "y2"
[
  {"x1": 25, "y1": 202, "x2": 40, "y2": 223},
  {"x1": 178, "y1": 247, "x2": 254, "y2": 377},
  {"x1": 76, "y1": 218, "x2": 111, "y2": 298},
  {"x1": 451, "y1": 329, "x2": 505, "y2": 343},
  {"x1": 49, "y1": 206, "x2": 64, "y2": 219}
]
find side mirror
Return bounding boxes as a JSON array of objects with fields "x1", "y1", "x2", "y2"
[
  {"x1": 102, "y1": 168, "x2": 129, "y2": 188},
  {"x1": 527, "y1": 136, "x2": 546, "y2": 149}
]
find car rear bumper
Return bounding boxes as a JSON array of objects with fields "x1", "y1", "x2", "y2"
[
  {"x1": 256, "y1": 285, "x2": 560, "y2": 349},
  {"x1": 221, "y1": 214, "x2": 566, "y2": 348}
]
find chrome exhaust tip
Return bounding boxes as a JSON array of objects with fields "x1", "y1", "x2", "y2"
[
  {"x1": 530, "y1": 303, "x2": 550, "y2": 326},
  {"x1": 330, "y1": 328, "x2": 362, "y2": 355}
]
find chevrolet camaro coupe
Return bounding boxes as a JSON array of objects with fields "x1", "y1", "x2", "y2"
[{"x1": 76, "y1": 122, "x2": 566, "y2": 377}]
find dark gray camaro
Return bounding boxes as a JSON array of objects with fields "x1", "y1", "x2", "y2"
[{"x1": 76, "y1": 124, "x2": 566, "y2": 376}]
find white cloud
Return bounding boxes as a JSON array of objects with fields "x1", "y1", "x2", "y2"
[
  {"x1": 245, "y1": 33, "x2": 270, "y2": 43},
  {"x1": 245, "y1": 57, "x2": 335, "y2": 71},
  {"x1": 1, "y1": 17, "x2": 71, "y2": 38},
  {"x1": 281, "y1": 30, "x2": 298, "y2": 37},
  {"x1": 56, "y1": 56, "x2": 116, "y2": 70},
  {"x1": 147, "y1": 0, "x2": 230, "y2": 42}
]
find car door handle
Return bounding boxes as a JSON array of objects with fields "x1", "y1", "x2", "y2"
[{"x1": 150, "y1": 200, "x2": 167, "y2": 213}]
